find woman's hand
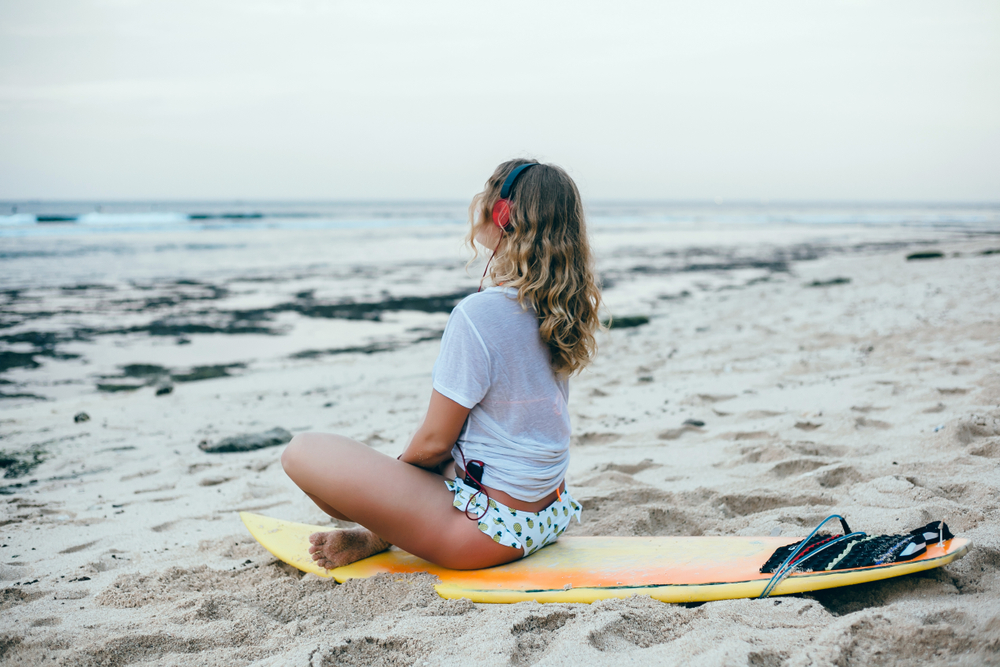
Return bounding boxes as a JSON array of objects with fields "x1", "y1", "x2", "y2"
[{"x1": 398, "y1": 390, "x2": 471, "y2": 470}]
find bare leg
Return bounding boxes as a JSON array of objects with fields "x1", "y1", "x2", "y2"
[
  {"x1": 281, "y1": 432, "x2": 522, "y2": 570},
  {"x1": 299, "y1": 491, "x2": 390, "y2": 567},
  {"x1": 304, "y1": 460, "x2": 459, "y2": 567},
  {"x1": 304, "y1": 492, "x2": 353, "y2": 522}
]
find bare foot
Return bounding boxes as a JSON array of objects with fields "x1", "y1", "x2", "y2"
[{"x1": 308, "y1": 528, "x2": 391, "y2": 569}]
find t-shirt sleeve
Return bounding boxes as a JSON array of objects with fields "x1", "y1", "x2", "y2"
[{"x1": 432, "y1": 306, "x2": 491, "y2": 409}]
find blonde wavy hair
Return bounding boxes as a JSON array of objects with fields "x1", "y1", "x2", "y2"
[{"x1": 468, "y1": 159, "x2": 602, "y2": 377}]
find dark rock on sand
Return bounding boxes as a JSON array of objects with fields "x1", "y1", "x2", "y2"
[
  {"x1": 74, "y1": 412, "x2": 90, "y2": 423},
  {"x1": 95, "y1": 382, "x2": 146, "y2": 393},
  {"x1": 286, "y1": 289, "x2": 473, "y2": 321},
  {"x1": 604, "y1": 316, "x2": 650, "y2": 329},
  {"x1": 0, "y1": 444, "x2": 48, "y2": 478},
  {"x1": 683, "y1": 419, "x2": 706, "y2": 427},
  {"x1": 0, "y1": 391, "x2": 46, "y2": 400},
  {"x1": 96, "y1": 363, "x2": 244, "y2": 392},
  {"x1": 0, "y1": 331, "x2": 82, "y2": 373},
  {"x1": 906, "y1": 251, "x2": 944, "y2": 261},
  {"x1": 0, "y1": 351, "x2": 41, "y2": 373},
  {"x1": 171, "y1": 364, "x2": 244, "y2": 383},
  {"x1": 806, "y1": 277, "x2": 851, "y2": 287},
  {"x1": 199, "y1": 427, "x2": 293, "y2": 453},
  {"x1": 658, "y1": 290, "x2": 692, "y2": 300},
  {"x1": 291, "y1": 343, "x2": 396, "y2": 359},
  {"x1": 122, "y1": 364, "x2": 170, "y2": 379}
]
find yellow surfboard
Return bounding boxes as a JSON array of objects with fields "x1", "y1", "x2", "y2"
[{"x1": 240, "y1": 512, "x2": 970, "y2": 604}]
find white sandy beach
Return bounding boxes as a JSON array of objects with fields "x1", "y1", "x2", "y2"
[{"x1": 2, "y1": 220, "x2": 1000, "y2": 665}]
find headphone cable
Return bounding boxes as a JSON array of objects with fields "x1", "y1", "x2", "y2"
[{"x1": 478, "y1": 232, "x2": 505, "y2": 293}]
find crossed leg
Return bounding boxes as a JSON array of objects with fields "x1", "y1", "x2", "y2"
[{"x1": 280, "y1": 432, "x2": 523, "y2": 570}]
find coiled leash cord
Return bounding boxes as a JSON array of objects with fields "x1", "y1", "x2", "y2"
[{"x1": 758, "y1": 514, "x2": 866, "y2": 599}]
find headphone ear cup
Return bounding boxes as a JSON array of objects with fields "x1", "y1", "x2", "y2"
[{"x1": 492, "y1": 199, "x2": 511, "y2": 228}]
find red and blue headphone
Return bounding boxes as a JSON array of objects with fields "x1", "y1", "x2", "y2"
[
  {"x1": 479, "y1": 162, "x2": 540, "y2": 291},
  {"x1": 491, "y1": 162, "x2": 540, "y2": 230}
]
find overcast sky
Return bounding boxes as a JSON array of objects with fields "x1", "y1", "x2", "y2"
[{"x1": 1, "y1": 0, "x2": 998, "y2": 202}]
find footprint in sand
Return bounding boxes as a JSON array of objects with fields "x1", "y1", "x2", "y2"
[
  {"x1": 81, "y1": 552, "x2": 128, "y2": 574},
  {"x1": 658, "y1": 423, "x2": 705, "y2": 440},
  {"x1": 588, "y1": 605, "x2": 685, "y2": 652},
  {"x1": 855, "y1": 417, "x2": 892, "y2": 430},
  {"x1": 510, "y1": 611, "x2": 575, "y2": 666},
  {"x1": 151, "y1": 521, "x2": 177, "y2": 533},
  {"x1": 723, "y1": 444, "x2": 791, "y2": 466},
  {"x1": 599, "y1": 459, "x2": 661, "y2": 475},
  {"x1": 717, "y1": 492, "x2": 831, "y2": 517},
  {"x1": 970, "y1": 441, "x2": 1000, "y2": 458},
  {"x1": 813, "y1": 465, "x2": 863, "y2": 488},
  {"x1": 794, "y1": 422, "x2": 822, "y2": 431},
  {"x1": 576, "y1": 488, "x2": 703, "y2": 537},
  {"x1": 572, "y1": 432, "x2": 621, "y2": 446},
  {"x1": 788, "y1": 442, "x2": 848, "y2": 457},
  {"x1": 30, "y1": 617, "x2": 61, "y2": 627},
  {"x1": 576, "y1": 471, "x2": 651, "y2": 489},
  {"x1": 768, "y1": 459, "x2": 829, "y2": 478},
  {"x1": 952, "y1": 412, "x2": 1000, "y2": 445},
  {"x1": 319, "y1": 637, "x2": 431, "y2": 667},
  {"x1": 58, "y1": 541, "x2": 98, "y2": 555},
  {"x1": 851, "y1": 405, "x2": 889, "y2": 413},
  {"x1": 119, "y1": 469, "x2": 160, "y2": 482},
  {"x1": 723, "y1": 431, "x2": 774, "y2": 441},
  {"x1": 696, "y1": 393, "x2": 737, "y2": 403},
  {"x1": 198, "y1": 476, "x2": 231, "y2": 487},
  {"x1": 134, "y1": 484, "x2": 176, "y2": 494}
]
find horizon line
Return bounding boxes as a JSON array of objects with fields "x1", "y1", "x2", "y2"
[{"x1": 2, "y1": 199, "x2": 999, "y2": 208}]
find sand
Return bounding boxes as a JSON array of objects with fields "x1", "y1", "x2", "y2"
[{"x1": 2, "y1": 221, "x2": 1000, "y2": 665}]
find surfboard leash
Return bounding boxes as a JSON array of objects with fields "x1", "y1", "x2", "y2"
[
  {"x1": 758, "y1": 514, "x2": 859, "y2": 599},
  {"x1": 757, "y1": 518, "x2": 954, "y2": 598}
]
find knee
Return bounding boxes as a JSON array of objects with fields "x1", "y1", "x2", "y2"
[
  {"x1": 281, "y1": 432, "x2": 351, "y2": 480},
  {"x1": 281, "y1": 432, "x2": 319, "y2": 478}
]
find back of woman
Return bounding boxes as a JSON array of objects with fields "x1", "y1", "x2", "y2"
[
  {"x1": 281, "y1": 159, "x2": 602, "y2": 570},
  {"x1": 433, "y1": 285, "x2": 571, "y2": 502}
]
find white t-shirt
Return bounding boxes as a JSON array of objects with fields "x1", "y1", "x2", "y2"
[{"x1": 432, "y1": 287, "x2": 570, "y2": 502}]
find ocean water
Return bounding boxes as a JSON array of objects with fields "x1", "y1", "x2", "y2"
[
  {"x1": 1, "y1": 201, "x2": 997, "y2": 403},
  {"x1": 2, "y1": 200, "x2": 999, "y2": 240}
]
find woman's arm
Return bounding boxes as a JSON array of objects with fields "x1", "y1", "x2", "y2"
[{"x1": 398, "y1": 390, "x2": 471, "y2": 469}]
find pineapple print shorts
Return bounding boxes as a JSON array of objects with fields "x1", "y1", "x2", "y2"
[{"x1": 445, "y1": 477, "x2": 582, "y2": 557}]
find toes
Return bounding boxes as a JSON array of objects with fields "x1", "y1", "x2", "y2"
[
  {"x1": 308, "y1": 532, "x2": 326, "y2": 546},
  {"x1": 311, "y1": 553, "x2": 332, "y2": 569}
]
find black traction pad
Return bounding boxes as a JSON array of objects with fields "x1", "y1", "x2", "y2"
[{"x1": 760, "y1": 521, "x2": 954, "y2": 573}]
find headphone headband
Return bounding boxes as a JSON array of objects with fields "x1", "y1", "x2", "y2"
[
  {"x1": 492, "y1": 163, "x2": 539, "y2": 230},
  {"x1": 500, "y1": 163, "x2": 539, "y2": 199}
]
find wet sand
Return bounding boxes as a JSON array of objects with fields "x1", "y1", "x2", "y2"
[{"x1": 2, "y1": 222, "x2": 999, "y2": 665}]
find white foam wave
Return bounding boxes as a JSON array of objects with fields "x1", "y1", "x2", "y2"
[
  {"x1": 0, "y1": 214, "x2": 37, "y2": 225},
  {"x1": 76, "y1": 212, "x2": 190, "y2": 225}
]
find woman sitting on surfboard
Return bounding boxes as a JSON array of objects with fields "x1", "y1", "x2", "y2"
[{"x1": 281, "y1": 159, "x2": 602, "y2": 570}]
